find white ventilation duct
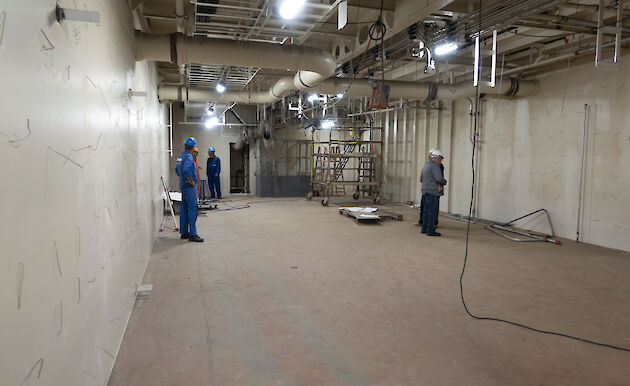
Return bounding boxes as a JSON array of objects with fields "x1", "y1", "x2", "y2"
[
  {"x1": 137, "y1": 33, "x2": 537, "y2": 104},
  {"x1": 135, "y1": 33, "x2": 337, "y2": 101},
  {"x1": 158, "y1": 77, "x2": 538, "y2": 103}
]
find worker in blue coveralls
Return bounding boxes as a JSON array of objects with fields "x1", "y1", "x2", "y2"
[
  {"x1": 175, "y1": 137, "x2": 204, "y2": 242},
  {"x1": 206, "y1": 147, "x2": 222, "y2": 199}
]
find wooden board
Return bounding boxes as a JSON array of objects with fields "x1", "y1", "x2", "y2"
[
  {"x1": 374, "y1": 209, "x2": 403, "y2": 221},
  {"x1": 338, "y1": 208, "x2": 403, "y2": 223}
]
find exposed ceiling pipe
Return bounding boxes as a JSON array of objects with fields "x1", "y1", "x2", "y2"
[
  {"x1": 135, "y1": 32, "x2": 337, "y2": 102},
  {"x1": 499, "y1": 36, "x2": 630, "y2": 77},
  {"x1": 158, "y1": 77, "x2": 538, "y2": 104},
  {"x1": 175, "y1": 0, "x2": 186, "y2": 34}
]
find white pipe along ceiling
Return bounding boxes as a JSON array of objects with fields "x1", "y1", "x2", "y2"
[
  {"x1": 135, "y1": 32, "x2": 337, "y2": 103},
  {"x1": 158, "y1": 77, "x2": 538, "y2": 104},
  {"x1": 136, "y1": 33, "x2": 538, "y2": 104}
]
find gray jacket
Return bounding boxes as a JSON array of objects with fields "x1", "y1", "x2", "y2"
[{"x1": 421, "y1": 161, "x2": 447, "y2": 196}]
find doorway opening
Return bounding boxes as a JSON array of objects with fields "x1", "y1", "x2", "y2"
[{"x1": 229, "y1": 143, "x2": 249, "y2": 193}]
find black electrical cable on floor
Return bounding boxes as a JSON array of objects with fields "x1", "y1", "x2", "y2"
[{"x1": 459, "y1": 3, "x2": 630, "y2": 353}]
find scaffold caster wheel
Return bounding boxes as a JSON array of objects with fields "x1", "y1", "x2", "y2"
[
  {"x1": 306, "y1": 191, "x2": 313, "y2": 200},
  {"x1": 373, "y1": 196, "x2": 381, "y2": 204},
  {"x1": 321, "y1": 197, "x2": 329, "y2": 206},
  {"x1": 352, "y1": 192, "x2": 360, "y2": 200}
]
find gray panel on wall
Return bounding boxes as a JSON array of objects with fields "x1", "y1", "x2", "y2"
[{"x1": 256, "y1": 175, "x2": 310, "y2": 197}]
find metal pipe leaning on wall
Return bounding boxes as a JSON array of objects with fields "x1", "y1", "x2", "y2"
[{"x1": 158, "y1": 77, "x2": 538, "y2": 103}]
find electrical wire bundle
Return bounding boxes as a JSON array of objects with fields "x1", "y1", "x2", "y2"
[{"x1": 459, "y1": 0, "x2": 630, "y2": 354}]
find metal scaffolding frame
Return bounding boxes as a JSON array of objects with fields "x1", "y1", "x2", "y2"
[{"x1": 307, "y1": 123, "x2": 382, "y2": 206}]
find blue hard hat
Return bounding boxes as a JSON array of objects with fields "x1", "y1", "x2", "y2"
[
  {"x1": 208, "y1": 147, "x2": 215, "y2": 152},
  {"x1": 184, "y1": 137, "x2": 196, "y2": 146}
]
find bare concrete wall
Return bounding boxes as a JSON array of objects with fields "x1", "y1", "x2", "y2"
[
  {"x1": 378, "y1": 60, "x2": 630, "y2": 252},
  {"x1": 0, "y1": 1, "x2": 168, "y2": 384}
]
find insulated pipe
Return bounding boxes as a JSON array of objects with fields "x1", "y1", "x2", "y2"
[
  {"x1": 175, "y1": 0, "x2": 185, "y2": 34},
  {"x1": 435, "y1": 78, "x2": 539, "y2": 100},
  {"x1": 313, "y1": 79, "x2": 435, "y2": 100},
  {"x1": 158, "y1": 77, "x2": 538, "y2": 103},
  {"x1": 135, "y1": 32, "x2": 336, "y2": 95}
]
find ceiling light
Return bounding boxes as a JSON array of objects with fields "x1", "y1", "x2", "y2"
[
  {"x1": 279, "y1": 0, "x2": 306, "y2": 20},
  {"x1": 434, "y1": 42, "x2": 458, "y2": 56},
  {"x1": 320, "y1": 120, "x2": 335, "y2": 129},
  {"x1": 216, "y1": 82, "x2": 226, "y2": 93},
  {"x1": 204, "y1": 116, "x2": 219, "y2": 129},
  {"x1": 206, "y1": 107, "x2": 214, "y2": 116},
  {"x1": 307, "y1": 93, "x2": 318, "y2": 103},
  {"x1": 336, "y1": 93, "x2": 344, "y2": 99}
]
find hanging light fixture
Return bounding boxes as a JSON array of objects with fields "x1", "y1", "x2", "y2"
[
  {"x1": 279, "y1": 0, "x2": 306, "y2": 19},
  {"x1": 204, "y1": 115, "x2": 219, "y2": 129},
  {"x1": 320, "y1": 120, "x2": 335, "y2": 129},
  {"x1": 434, "y1": 42, "x2": 458, "y2": 56}
]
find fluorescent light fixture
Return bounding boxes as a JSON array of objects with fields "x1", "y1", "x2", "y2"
[
  {"x1": 336, "y1": 93, "x2": 344, "y2": 99},
  {"x1": 204, "y1": 116, "x2": 219, "y2": 129},
  {"x1": 215, "y1": 82, "x2": 226, "y2": 93},
  {"x1": 279, "y1": 0, "x2": 306, "y2": 19},
  {"x1": 307, "y1": 93, "x2": 318, "y2": 103},
  {"x1": 473, "y1": 36, "x2": 480, "y2": 86},
  {"x1": 433, "y1": 42, "x2": 458, "y2": 56},
  {"x1": 320, "y1": 120, "x2": 335, "y2": 129}
]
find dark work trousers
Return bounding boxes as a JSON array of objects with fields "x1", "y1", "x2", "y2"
[
  {"x1": 421, "y1": 194, "x2": 440, "y2": 233},
  {"x1": 419, "y1": 194, "x2": 439, "y2": 226}
]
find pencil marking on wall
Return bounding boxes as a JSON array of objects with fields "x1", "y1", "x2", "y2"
[
  {"x1": 47, "y1": 146, "x2": 84, "y2": 168},
  {"x1": 101, "y1": 346, "x2": 115, "y2": 359},
  {"x1": 17, "y1": 262, "x2": 24, "y2": 310},
  {"x1": 76, "y1": 226, "x2": 81, "y2": 257},
  {"x1": 86, "y1": 75, "x2": 97, "y2": 88},
  {"x1": 81, "y1": 370, "x2": 96, "y2": 379},
  {"x1": 40, "y1": 28, "x2": 54, "y2": 50},
  {"x1": 62, "y1": 132, "x2": 103, "y2": 166},
  {"x1": 20, "y1": 358, "x2": 43, "y2": 385},
  {"x1": 56, "y1": 299, "x2": 63, "y2": 335},
  {"x1": 76, "y1": 277, "x2": 81, "y2": 304},
  {"x1": 88, "y1": 278, "x2": 96, "y2": 284},
  {"x1": 0, "y1": 118, "x2": 32, "y2": 148},
  {"x1": 54, "y1": 241, "x2": 63, "y2": 277},
  {"x1": 0, "y1": 11, "x2": 6, "y2": 46}
]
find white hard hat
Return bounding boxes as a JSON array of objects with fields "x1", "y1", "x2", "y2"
[
  {"x1": 428, "y1": 147, "x2": 437, "y2": 156},
  {"x1": 431, "y1": 149, "x2": 444, "y2": 159}
]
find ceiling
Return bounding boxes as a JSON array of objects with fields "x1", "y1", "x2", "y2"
[{"x1": 132, "y1": 0, "x2": 629, "y2": 102}]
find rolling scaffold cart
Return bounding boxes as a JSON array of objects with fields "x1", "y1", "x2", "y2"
[{"x1": 306, "y1": 124, "x2": 382, "y2": 206}]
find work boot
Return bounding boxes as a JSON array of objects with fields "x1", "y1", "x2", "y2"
[
  {"x1": 427, "y1": 231, "x2": 441, "y2": 237},
  {"x1": 421, "y1": 229, "x2": 427, "y2": 234},
  {"x1": 180, "y1": 234, "x2": 189, "y2": 239},
  {"x1": 188, "y1": 235, "x2": 204, "y2": 242}
]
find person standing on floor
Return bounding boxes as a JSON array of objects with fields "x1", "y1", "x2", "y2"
[
  {"x1": 419, "y1": 148, "x2": 445, "y2": 226},
  {"x1": 175, "y1": 137, "x2": 204, "y2": 242},
  {"x1": 192, "y1": 146, "x2": 202, "y2": 199},
  {"x1": 206, "y1": 147, "x2": 222, "y2": 199},
  {"x1": 420, "y1": 149, "x2": 447, "y2": 236}
]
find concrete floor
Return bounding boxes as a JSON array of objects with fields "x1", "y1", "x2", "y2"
[{"x1": 109, "y1": 198, "x2": 630, "y2": 386}]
